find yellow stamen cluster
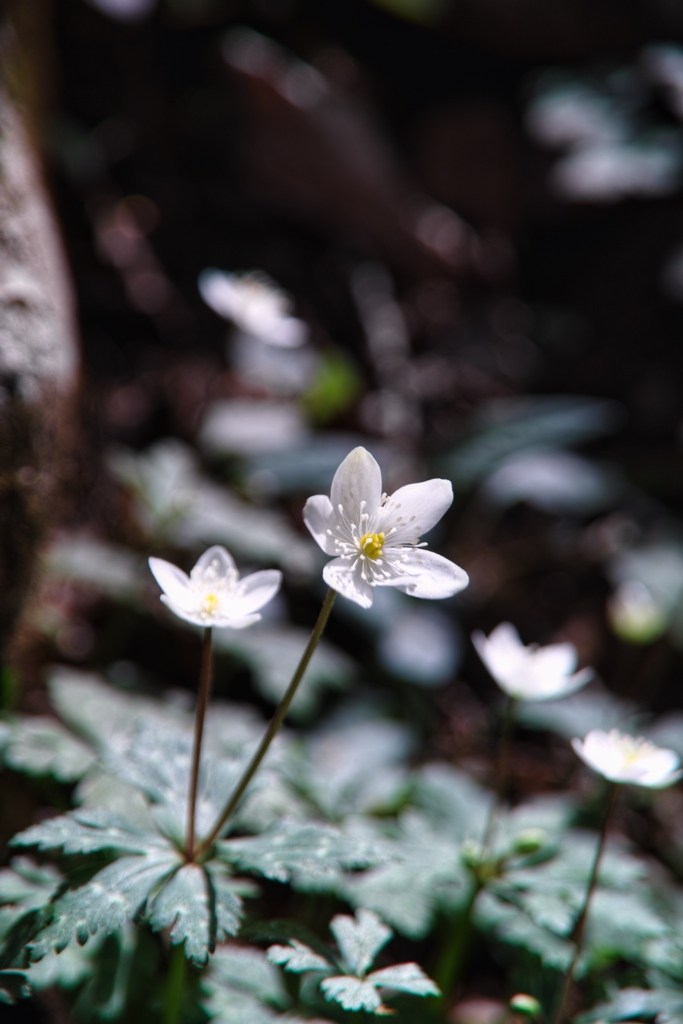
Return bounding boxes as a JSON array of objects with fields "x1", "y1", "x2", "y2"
[
  {"x1": 359, "y1": 532, "x2": 385, "y2": 560},
  {"x1": 201, "y1": 593, "x2": 220, "y2": 615}
]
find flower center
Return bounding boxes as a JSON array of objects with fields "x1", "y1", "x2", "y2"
[
  {"x1": 201, "y1": 592, "x2": 220, "y2": 615},
  {"x1": 615, "y1": 733, "x2": 656, "y2": 766},
  {"x1": 359, "y1": 532, "x2": 385, "y2": 560}
]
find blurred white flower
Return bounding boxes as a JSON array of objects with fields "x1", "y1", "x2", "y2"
[
  {"x1": 472, "y1": 622, "x2": 593, "y2": 701},
  {"x1": 303, "y1": 446, "x2": 468, "y2": 609},
  {"x1": 149, "y1": 545, "x2": 281, "y2": 629},
  {"x1": 572, "y1": 729, "x2": 682, "y2": 788},
  {"x1": 198, "y1": 269, "x2": 307, "y2": 348}
]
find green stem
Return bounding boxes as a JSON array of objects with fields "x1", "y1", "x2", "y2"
[
  {"x1": 164, "y1": 941, "x2": 187, "y2": 1024},
  {"x1": 434, "y1": 879, "x2": 481, "y2": 1004},
  {"x1": 551, "y1": 782, "x2": 619, "y2": 1024},
  {"x1": 482, "y1": 694, "x2": 517, "y2": 849},
  {"x1": 186, "y1": 627, "x2": 213, "y2": 861},
  {"x1": 195, "y1": 588, "x2": 337, "y2": 857}
]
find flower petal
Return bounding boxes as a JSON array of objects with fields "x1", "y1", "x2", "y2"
[
  {"x1": 472, "y1": 624, "x2": 527, "y2": 684},
  {"x1": 214, "y1": 612, "x2": 262, "y2": 630},
  {"x1": 303, "y1": 495, "x2": 337, "y2": 554},
  {"x1": 530, "y1": 643, "x2": 578, "y2": 680},
  {"x1": 198, "y1": 269, "x2": 240, "y2": 320},
  {"x1": 384, "y1": 550, "x2": 469, "y2": 600},
  {"x1": 160, "y1": 595, "x2": 203, "y2": 626},
  {"x1": 265, "y1": 315, "x2": 307, "y2": 348},
  {"x1": 230, "y1": 570, "x2": 282, "y2": 616},
  {"x1": 149, "y1": 557, "x2": 195, "y2": 611},
  {"x1": 323, "y1": 558, "x2": 375, "y2": 608},
  {"x1": 383, "y1": 478, "x2": 453, "y2": 542},
  {"x1": 330, "y1": 447, "x2": 382, "y2": 526},
  {"x1": 635, "y1": 748, "x2": 682, "y2": 787},
  {"x1": 191, "y1": 545, "x2": 236, "y2": 581}
]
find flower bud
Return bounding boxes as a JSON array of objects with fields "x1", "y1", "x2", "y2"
[
  {"x1": 509, "y1": 994, "x2": 542, "y2": 1017},
  {"x1": 512, "y1": 828, "x2": 547, "y2": 855},
  {"x1": 461, "y1": 839, "x2": 485, "y2": 870}
]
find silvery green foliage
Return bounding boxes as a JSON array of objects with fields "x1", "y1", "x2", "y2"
[
  {"x1": 267, "y1": 908, "x2": 439, "y2": 1014},
  {"x1": 578, "y1": 986, "x2": 683, "y2": 1023},
  {"x1": 476, "y1": 829, "x2": 676, "y2": 974},
  {"x1": 440, "y1": 395, "x2": 621, "y2": 487},
  {"x1": 341, "y1": 764, "x2": 492, "y2": 937},
  {"x1": 0, "y1": 673, "x2": 382, "y2": 970},
  {"x1": 109, "y1": 439, "x2": 315, "y2": 574},
  {"x1": 202, "y1": 945, "x2": 335, "y2": 1024}
]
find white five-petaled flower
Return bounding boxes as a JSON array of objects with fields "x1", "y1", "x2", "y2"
[
  {"x1": 149, "y1": 545, "x2": 282, "y2": 628},
  {"x1": 572, "y1": 729, "x2": 682, "y2": 788},
  {"x1": 303, "y1": 447, "x2": 469, "y2": 609},
  {"x1": 472, "y1": 622, "x2": 593, "y2": 701},
  {"x1": 198, "y1": 268, "x2": 308, "y2": 348}
]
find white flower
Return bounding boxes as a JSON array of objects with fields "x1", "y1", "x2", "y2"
[
  {"x1": 149, "y1": 545, "x2": 282, "y2": 628},
  {"x1": 198, "y1": 268, "x2": 307, "y2": 348},
  {"x1": 303, "y1": 447, "x2": 469, "y2": 609},
  {"x1": 472, "y1": 622, "x2": 593, "y2": 701},
  {"x1": 572, "y1": 729, "x2": 682, "y2": 788}
]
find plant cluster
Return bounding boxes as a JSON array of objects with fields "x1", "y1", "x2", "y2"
[{"x1": 2, "y1": 442, "x2": 683, "y2": 1024}]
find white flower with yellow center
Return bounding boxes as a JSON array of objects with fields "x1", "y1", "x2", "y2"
[
  {"x1": 198, "y1": 268, "x2": 307, "y2": 348},
  {"x1": 572, "y1": 729, "x2": 682, "y2": 788},
  {"x1": 472, "y1": 622, "x2": 593, "y2": 701},
  {"x1": 303, "y1": 447, "x2": 469, "y2": 609},
  {"x1": 149, "y1": 545, "x2": 282, "y2": 628}
]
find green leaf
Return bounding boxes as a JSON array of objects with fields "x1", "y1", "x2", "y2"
[
  {"x1": 148, "y1": 864, "x2": 215, "y2": 966},
  {"x1": 215, "y1": 625, "x2": 353, "y2": 720},
  {"x1": 147, "y1": 862, "x2": 246, "y2": 967},
  {"x1": 367, "y1": 962, "x2": 440, "y2": 997},
  {"x1": 202, "y1": 945, "x2": 331, "y2": 1024},
  {"x1": 11, "y1": 809, "x2": 169, "y2": 857},
  {"x1": 205, "y1": 864, "x2": 248, "y2": 942},
  {"x1": 341, "y1": 813, "x2": 468, "y2": 937},
  {"x1": 330, "y1": 909, "x2": 391, "y2": 977},
  {"x1": 110, "y1": 440, "x2": 316, "y2": 574},
  {"x1": 267, "y1": 940, "x2": 331, "y2": 973},
  {"x1": 217, "y1": 820, "x2": 379, "y2": 888},
  {"x1": 2, "y1": 717, "x2": 94, "y2": 782},
  {"x1": 578, "y1": 987, "x2": 683, "y2": 1023},
  {"x1": 321, "y1": 975, "x2": 382, "y2": 1012},
  {"x1": 441, "y1": 395, "x2": 622, "y2": 487},
  {"x1": 43, "y1": 536, "x2": 143, "y2": 601},
  {"x1": 0, "y1": 969, "x2": 30, "y2": 1004},
  {"x1": 516, "y1": 686, "x2": 638, "y2": 741},
  {"x1": 28, "y1": 851, "x2": 180, "y2": 959}
]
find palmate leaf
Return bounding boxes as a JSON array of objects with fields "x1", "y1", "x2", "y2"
[
  {"x1": 217, "y1": 820, "x2": 380, "y2": 889},
  {"x1": 269, "y1": 910, "x2": 440, "y2": 1016}
]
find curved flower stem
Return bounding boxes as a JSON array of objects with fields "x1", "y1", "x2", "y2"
[
  {"x1": 186, "y1": 626, "x2": 213, "y2": 861},
  {"x1": 551, "y1": 781, "x2": 620, "y2": 1024},
  {"x1": 196, "y1": 588, "x2": 337, "y2": 857},
  {"x1": 164, "y1": 941, "x2": 187, "y2": 1024}
]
